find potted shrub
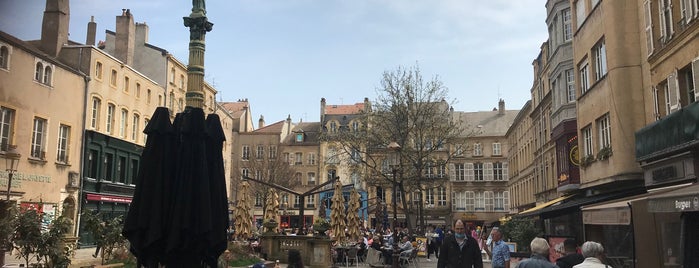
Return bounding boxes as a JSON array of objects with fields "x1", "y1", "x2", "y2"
[
  {"x1": 597, "y1": 146, "x2": 613, "y2": 161},
  {"x1": 312, "y1": 218, "x2": 330, "y2": 236},
  {"x1": 262, "y1": 219, "x2": 278, "y2": 234}
]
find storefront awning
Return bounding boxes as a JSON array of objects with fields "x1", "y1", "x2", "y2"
[
  {"x1": 581, "y1": 185, "x2": 689, "y2": 225},
  {"x1": 520, "y1": 189, "x2": 647, "y2": 219},
  {"x1": 647, "y1": 183, "x2": 699, "y2": 212},
  {"x1": 517, "y1": 195, "x2": 574, "y2": 216}
]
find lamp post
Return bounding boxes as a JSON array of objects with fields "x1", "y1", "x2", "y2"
[
  {"x1": 387, "y1": 141, "x2": 401, "y2": 268},
  {"x1": 4, "y1": 145, "x2": 21, "y2": 201}
]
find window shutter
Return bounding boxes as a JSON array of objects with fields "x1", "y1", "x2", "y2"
[
  {"x1": 466, "y1": 163, "x2": 474, "y2": 181},
  {"x1": 659, "y1": 0, "x2": 667, "y2": 39},
  {"x1": 484, "y1": 162, "x2": 494, "y2": 181},
  {"x1": 692, "y1": 58, "x2": 699, "y2": 101},
  {"x1": 669, "y1": 71, "x2": 680, "y2": 112}
]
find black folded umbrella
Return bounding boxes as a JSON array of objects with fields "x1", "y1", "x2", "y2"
[{"x1": 123, "y1": 107, "x2": 228, "y2": 268}]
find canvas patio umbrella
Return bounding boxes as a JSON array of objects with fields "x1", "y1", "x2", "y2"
[
  {"x1": 263, "y1": 188, "x2": 280, "y2": 233},
  {"x1": 346, "y1": 188, "x2": 361, "y2": 241},
  {"x1": 233, "y1": 181, "x2": 253, "y2": 241},
  {"x1": 123, "y1": 1, "x2": 227, "y2": 267},
  {"x1": 330, "y1": 182, "x2": 346, "y2": 241}
]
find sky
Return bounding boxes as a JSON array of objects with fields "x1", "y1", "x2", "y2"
[{"x1": 0, "y1": 0, "x2": 548, "y2": 125}]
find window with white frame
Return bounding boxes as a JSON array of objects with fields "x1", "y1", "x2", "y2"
[
  {"x1": 352, "y1": 121, "x2": 360, "y2": 132},
  {"x1": 57, "y1": 124, "x2": 70, "y2": 163},
  {"x1": 453, "y1": 192, "x2": 466, "y2": 211},
  {"x1": 306, "y1": 195, "x2": 315, "y2": 208},
  {"x1": 474, "y1": 162, "x2": 484, "y2": 181},
  {"x1": 493, "y1": 162, "x2": 506, "y2": 181},
  {"x1": 120, "y1": 109, "x2": 128, "y2": 137},
  {"x1": 425, "y1": 188, "x2": 435, "y2": 206},
  {"x1": 0, "y1": 44, "x2": 10, "y2": 69},
  {"x1": 465, "y1": 163, "x2": 474, "y2": 181},
  {"x1": 295, "y1": 152, "x2": 303, "y2": 165},
  {"x1": 31, "y1": 117, "x2": 47, "y2": 159},
  {"x1": 1, "y1": 106, "x2": 16, "y2": 151},
  {"x1": 94, "y1": 61, "x2": 103, "y2": 80},
  {"x1": 563, "y1": 8, "x2": 573, "y2": 41},
  {"x1": 465, "y1": 191, "x2": 475, "y2": 211},
  {"x1": 35, "y1": 62, "x2": 43, "y2": 81},
  {"x1": 437, "y1": 187, "x2": 446, "y2": 206},
  {"x1": 473, "y1": 143, "x2": 482, "y2": 156},
  {"x1": 294, "y1": 196, "x2": 301, "y2": 208},
  {"x1": 484, "y1": 162, "x2": 493, "y2": 181},
  {"x1": 492, "y1": 143, "x2": 501, "y2": 155},
  {"x1": 494, "y1": 191, "x2": 509, "y2": 211},
  {"x1": 455, "y1": 163, "x2": 466, "y2": 181},
  {"x1": 242, "y1": 145, "x2": 250, "y2": 160},
  {"x1": 256, "y1": 145, "x2": 264, "y2": 159},
  {"x1": 582, "y1": 125, "x2": 594, "y2": 157},
  {"x1": 659, "y1": 0, "x2": 674, "y2": 41},
  {"x1": 255, "y1": 170, "x2": 263, "y2": 180},
  {"x1": 645, "y1": 0, "x2": 655, "y2": 55},
  {"x1": 593, "y1": 39, "x2": 607, "y2": 81},
  {"x1": 484, "y1": 191, "x2": 494, "y2": 211},
  {"x1": 308, "y1": 172, "x2": 316, "y2": 185},
  {"x1": 308, "y1": 153, "x2": 316, "y2": 165},
  {"x1": 241, "y1": 168, "x2": 249, "y2": 179},
  {"x1": 681, "y1": 0, "x2": 698, "y2": 24},
  {"x1": 566, "y1": 69, "x2": 576, "y2": 102},
  {"x1": 269, "y1": 145, "x2": 277, "y2": 159},
  {"x1": 475, "y1": 192, "x2": 485, "y2": 211},
  {"x1": 329, "y1": 121, "x2": 337, "y2": 132},
  {"x1": 106, "y1": 104, "x2": 115, "y2": 134},
  {"x1": 579, "y1": 59, "x2": 590, "y2": 95},
  {"x1": 597, "y1": 113, "x2": 611, "y2": 149},
  {"x1": 437, "y1": 161, "x2": 446, "y2": 178},
  {"x1": 132, "y1": 114, "x2": 139, "y2": 141}
]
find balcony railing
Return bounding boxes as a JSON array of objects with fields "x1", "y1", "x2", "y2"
[{"x1": 635, "y1": 101, "x2": 699, "y2": 161}]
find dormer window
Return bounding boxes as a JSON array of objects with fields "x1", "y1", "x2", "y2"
[
  {"x1": 296, "y1": 133, "x2": 304, "y2": 142},
  {"x1": 329, "y1": 121, "x2": 337, "y2": 132}
]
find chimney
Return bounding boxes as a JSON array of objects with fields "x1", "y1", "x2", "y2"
[
  {"x1": 258, "y1": 115, "x2": 265, "y2": 129},
  {"x1": 40, "y1": 0, "x2": 70, "y2": 57},
  {"x1": 286, "y1": 115, "x2": 293, "y2": 136},
  {"x1": 498, "y1": 99, "x2": 505, "y2": 115},
  {"x1": 115, "y1": 9, "x2": 135, "y2": 65},
  {"x1": 320, "y1": 97, "x2": 326, "y2": 123},
  {"x1": 86, "y1": 16, "x2": 96, "y2": 46},
  {"x1": 135, "y1": 22, "x2": 149, "y2": 45}
]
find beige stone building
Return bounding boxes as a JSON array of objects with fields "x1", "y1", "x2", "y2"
[
  {"x1": 0, "y1": 26, "x2": 86, "y2": 232},
  {"x1": 630, "y1": 0, "x2": 699, "y2": 266},
  {"x1": 506, "y1": 101, "x2": 534, "y2": 212},
  {"x1": 450, "y1": 100, "x2": 517, "y2": 226}
]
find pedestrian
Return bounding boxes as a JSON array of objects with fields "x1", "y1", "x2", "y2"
[
  {"x1": 437, "y1": 219, "x2": 483, "y2": 268},
  {"x1": 287, "y1": 249, "x2": 304, "y2": 268},
  {"x1": 515, "y1": 237, "x2": 557, "y2": 268},
  {"x1": 556, "y1": 238, "x2": 585, "y2": 268},
  {"x1": 483, "y1": 228, "x2": 510, "y2": 268},
  {"x1": 573, "y1": 241, "x2": 607, "y2": 268},
  {"x1": 434, "y1": 224, "x2": 444, "y2": 258},
  {"x1": 425, "y1": 225, "x2": 436, "y2": 262}
]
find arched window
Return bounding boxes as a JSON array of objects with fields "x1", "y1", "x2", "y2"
[
  {"x1": 35, "y1": 62, "x2": 43, "y2": 81},
  {"x1": 43, "y1": 66, "x2": 52, "y2": 85}
]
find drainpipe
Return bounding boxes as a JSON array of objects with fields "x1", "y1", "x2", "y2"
[{"x1": 75, "y1": 47, "x2": 91, "y2": 237}]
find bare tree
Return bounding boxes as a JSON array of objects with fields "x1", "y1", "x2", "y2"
[
  {"x1": 323, "y1": 64, "x2": 476, "y2": 231},
  {"x1": 235, "y1": 153, "x2": 299, "y2": 220}
]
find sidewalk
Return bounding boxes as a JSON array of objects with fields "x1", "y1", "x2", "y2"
[{"x1": 3, "y1": 247, "x2": 102, "y2": 268}]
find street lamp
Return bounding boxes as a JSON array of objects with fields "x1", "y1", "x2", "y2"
[
  {"x1": 4, "y1": 145, "x2": 21, "y2": 201},
  {"x1": 387, "y1": 141, "x2": 401, "y2": 268}
]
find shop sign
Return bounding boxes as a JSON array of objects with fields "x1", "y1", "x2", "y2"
[
  {"x1": 86, "y1": 193, "x2": 132, "y2": 204},
  {"x1": 582, "y1": 208, "x2": 631, "y2": 225},
  {"x1": 648, "y1": 196, "x2": 699, "y2": 212}
]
